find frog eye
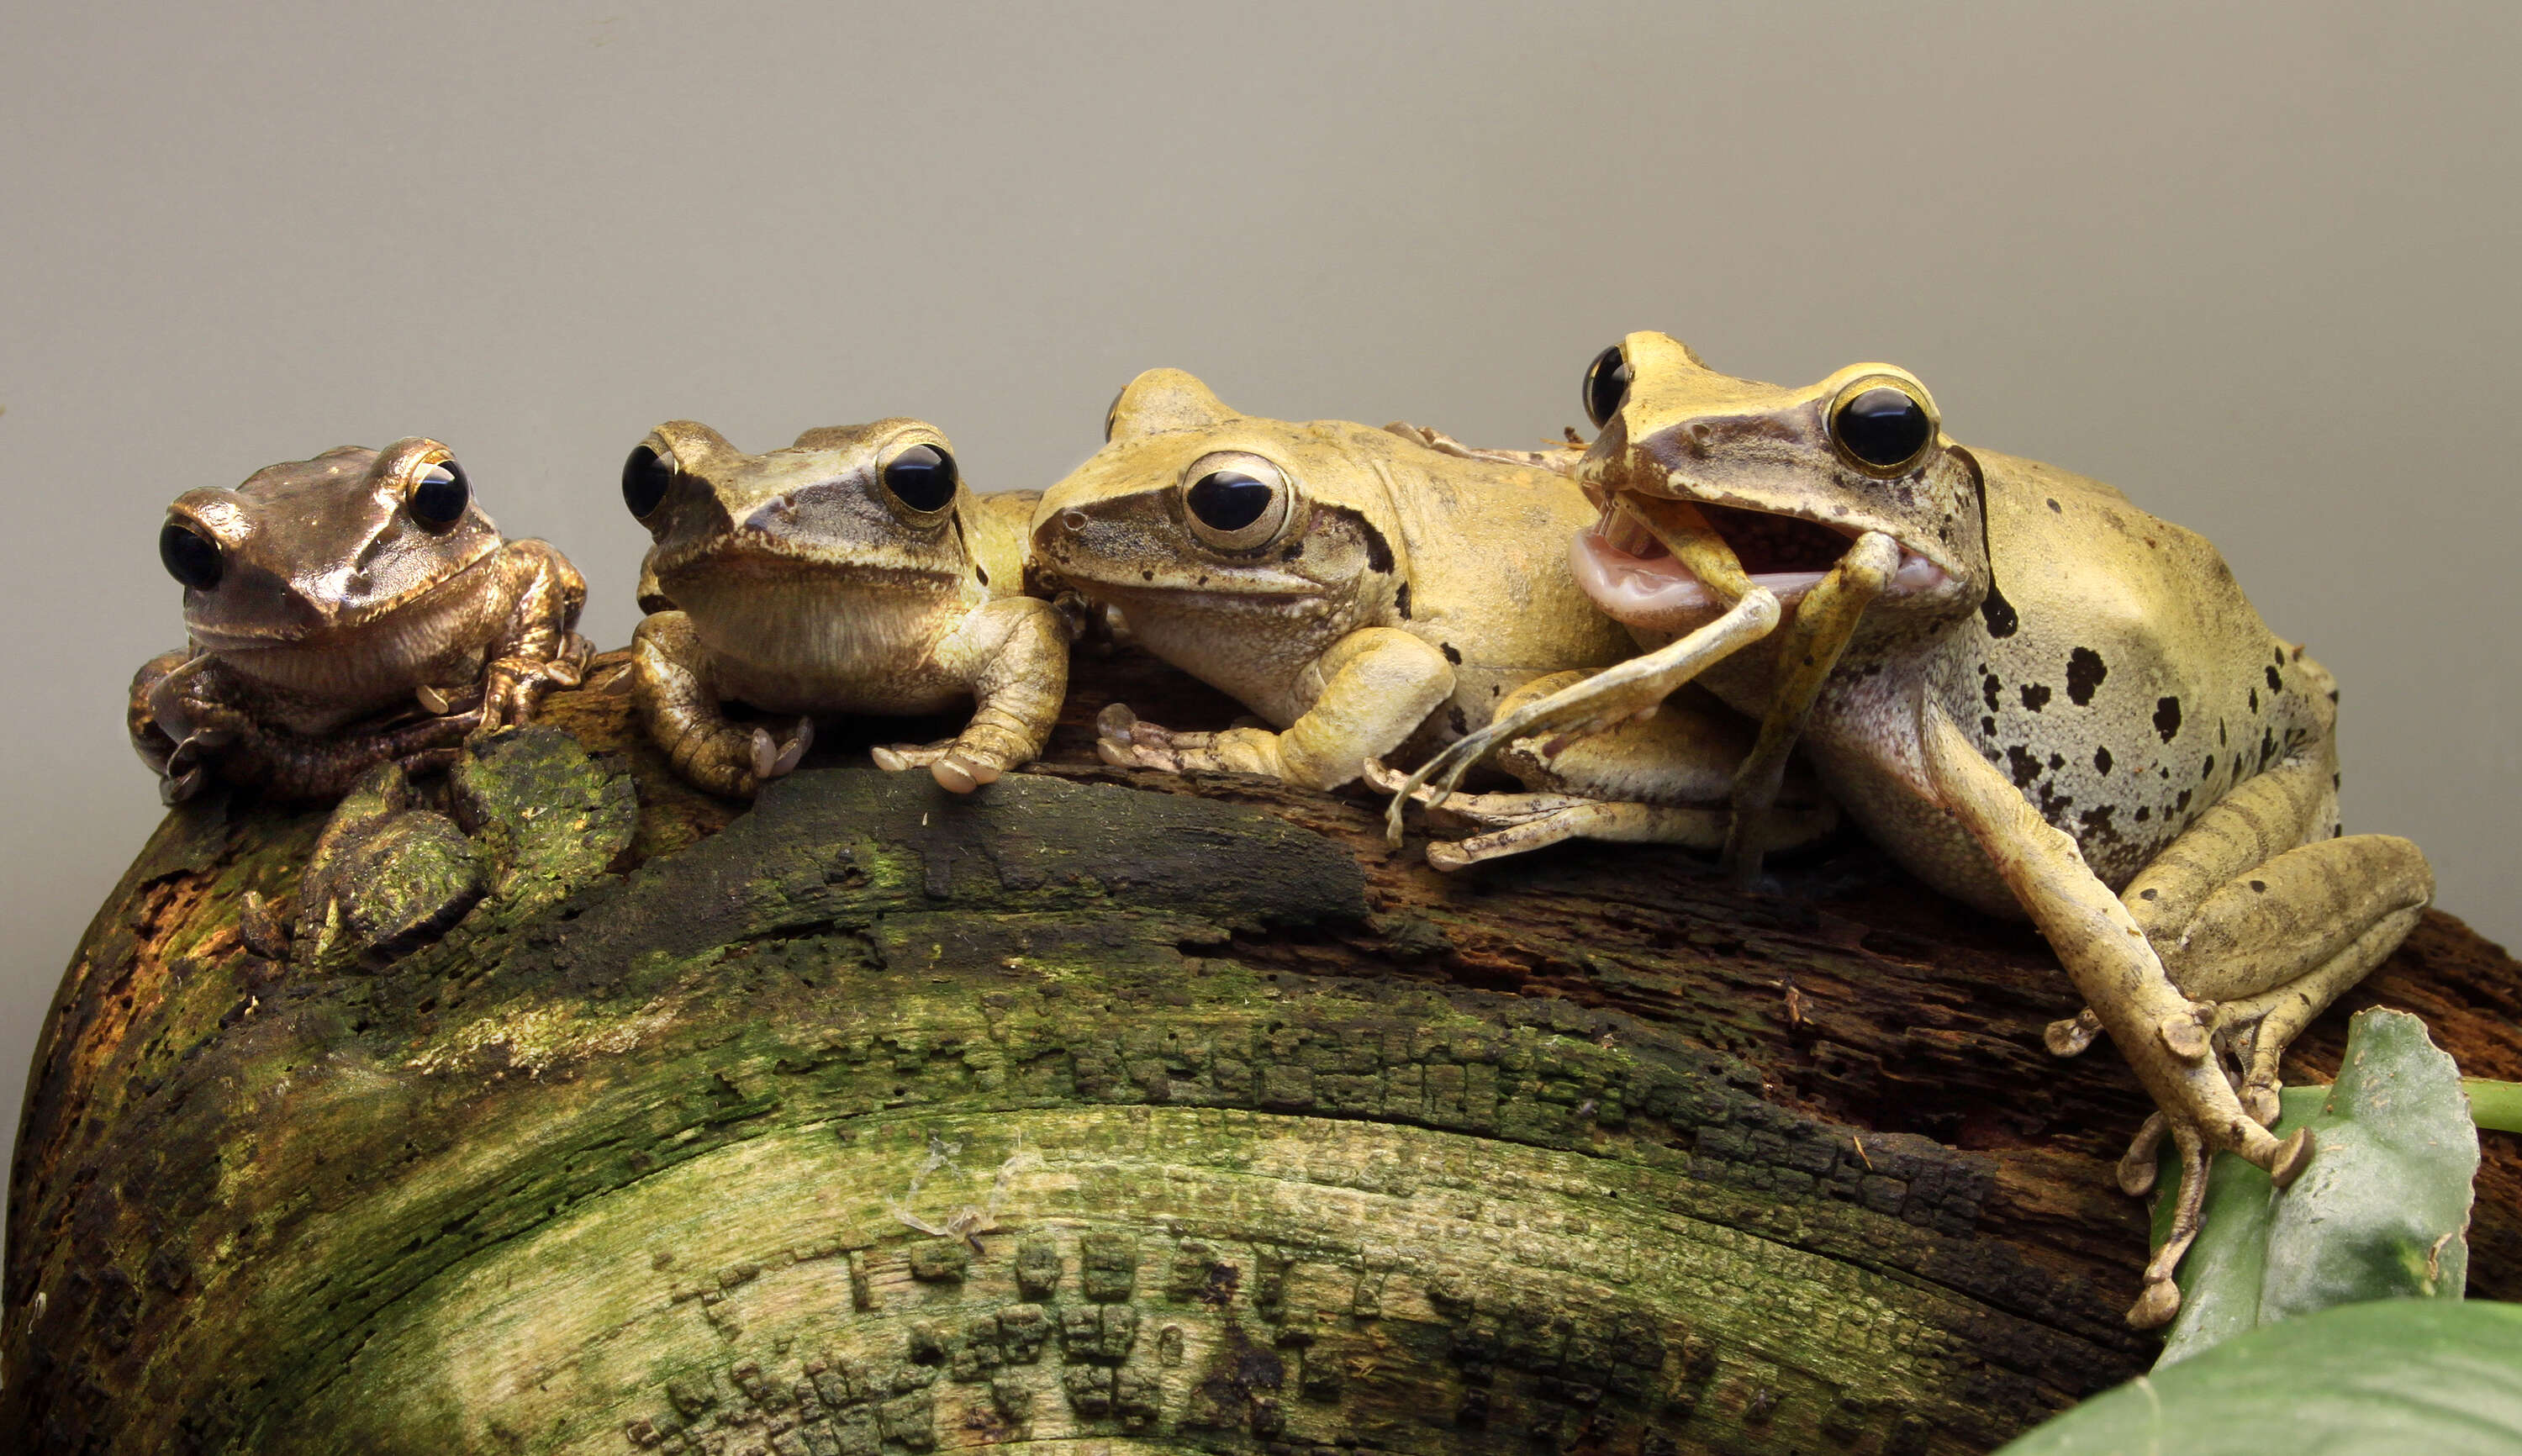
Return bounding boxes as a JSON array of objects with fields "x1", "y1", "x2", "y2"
[
  {"x1": 159, "y1": 521, "x2": 223, "y2": 591},
  {"x1": 622, "y1": 443, "x2": 675, "y2": 520},
  {"x1": 408, "y1": 459, "x2": 471, "y2": 528},
  {"x1": 1182, "y1": 452, "x2": 1291, "y2": 551},
  {"x1": 1832, "y1": 383, "x2": 1935, "y2": 473},
  {"x1": 881, "y1": 443, "x2": 959, "y2": 513},
  {"x1": 1583, "y1": 345, "x2": 1633, "y2": 430}
]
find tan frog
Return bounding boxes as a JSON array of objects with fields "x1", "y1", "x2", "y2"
[
  {"x1": 1394, "y1": 332, "x2": 2434, "y2": 1326},
  {"x1": 1031, "y1": 368, "x2": 1833, "y2": 860},
  {"x1": 130, "y1": 439, "x2": 590, "y2": 803},
  {"x1": 621, "y1": 418, "x2": 1066, "y2": 798}
]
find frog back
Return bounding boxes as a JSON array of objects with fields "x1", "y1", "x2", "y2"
[
  {"x1": 1935, "y1": 448, "x2": 2334, "y2": 888},
  {"x1": 1374, "y1": 440, "x2": 1636, "y2": 735}
]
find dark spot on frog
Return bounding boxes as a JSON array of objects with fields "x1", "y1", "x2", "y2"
[
  {"x1": 1981, "y1": 715, "x2": 1997, "y2": 738},
  {"x1": 973, "y1": 562, "x2": 989, "y2": 587},
  {"x1": 2093, "y1": 745, "x2": 2113, "y2": 776},
  {"x1": 2203, "y1": 754, "x2": 2215, "y2": 778},
  {"x1": 2037, "y1": 779, "x2": 2075, "y2": 820},
  {"x1": 2139, "y1": 887, "x2": 2160, "y2": 901},
  {"x1": 1980, "y1": 588, "x2": 2019, "y2": 639},
  {"x1": 2006, "y1": 745, "x2": 2042, "y2": 789},
  {"x1": 2065, "y1": 647, "x2": 2107, "y2": 706},
  {"x1": 2048, "y1": 752, "x2": 2064, "y2": 770},
  {"x1": 2078, "y1": 804, "x2": 2118, "y2": 843},
  {"x1": 1440, "y1": 642, "x2": 1461, "y2": 665},
  {"x1": 2018, "y1": 683, "x2": 2053, "y2": 712},
  {"x1": 1394, "y1": 582, "x2": 1413, "y2": 620},
  {"x1": 2176, "y1": 788, "x2": 2193, "y2": 813},
  {"x1": 2046, "y1": 498, "x2": 2061, "y2": 513},
  {"x1": 2134, "y1": 805, "x2": 2150, "y2": 821},
  {"x1": 2260, "y1": 726, "x2": 2279, "y2": 768},
  {"x1": 1982, "y1": 673, "x2": 2002, "y2": 712},
  {"x1": 2248, "y1": 687, "x2": 2258, "y2": 714},
  {"x1": 1448, "y1": 706, "x2": 1469, "y2": 736},
  {"x1": 2153, "y1": 695, "x2": 2182, "y2": 742},
  {"x1": 1142, "y1": 570, "x2": 1154, "y2": 582},
  {"x1": 1322, "y1": 506, "x2": 1395, "y2": 574},
  {"x1": 1831, "y1": 504, "x2": 1849, "y2": 517},
  {"x1": 1279, "y1": 537, "x2": 1305, "y2": 562},
  {"x1": 2266, "y1": 664, "x2": 2284, "y2": 693},
  {"x1": 1197, "y1": 576, "x2": 1209, "y2": 587},
  {"x1": 2250, "y1": 879, "x2": 2266, "y2": 894},
  {"x1": 2220, "y1": 720, "x2": 2229, "y2": 746},
  {"x1": 2276, "y1": 646, "x2": 2288, "y2": 667}
]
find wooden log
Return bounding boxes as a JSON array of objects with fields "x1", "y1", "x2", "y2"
[{"x1": 7, "y1": 647, "x2": 2516, "y2": 1456}]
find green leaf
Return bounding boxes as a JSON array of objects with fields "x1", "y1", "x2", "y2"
[
  {"x1": 1995, "y1": 1300, "x2": 2522, "y2": 1455},
  {"x1": 2148, "y1": 1007, "x2": 2477, "y2": 1367}
]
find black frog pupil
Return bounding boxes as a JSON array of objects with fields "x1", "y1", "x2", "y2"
[
  {"x1": 1186, "y1": 470, "x2": 1274, "y2": 533},
  {"x1": 622, "y1": 444, "x2": 673, "y2": 518},
  {"x1": 1836, "y1": 387, "x2": 1933, "y2": 469},
  {"x1": 410, "y1": 460, "x2": 470, "y2": 526},
  {"x1": 883, "y1": 443, "x2": 958, "y2": 511},
  {"x1": 159, "y1": 521, "x2": 223, "y2": 591},
  {"x1": 1583, "y1": 345, "x2": 1633, "y2": 430}
]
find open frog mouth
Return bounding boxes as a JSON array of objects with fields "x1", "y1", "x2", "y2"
[{"x1": 1571, "y1": 495, "x2": 1947, "y2": 621}]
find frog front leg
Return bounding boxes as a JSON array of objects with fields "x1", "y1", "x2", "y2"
[
  {"x1": 1372, "y1": 674, "x2": 1836, "y2": 869},
  {"x1": 462, "y1": 539, "x2": 593, "y2": 734},
  {"x1": 1100, "y1": 626, "x2": 1454, "y2": 791},
  {"x1": 871, "y1": 597, "x2": 1070, "y2": 793},
  {"x1": 135, "y1": 651, "x2": 481, "y2": 803},
  {"x1": 1921, "y1": 702, "x2": 2314, "y2": 1328},
  {"x1": 631, "y1": 610, "x2": 813, "y2": 798}
]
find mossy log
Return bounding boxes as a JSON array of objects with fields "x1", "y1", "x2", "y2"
[{"x1": 8, "y1": 648, "x2": 2518, "y2": 1456}]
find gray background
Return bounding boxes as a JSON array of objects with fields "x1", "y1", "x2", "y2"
[{"x1": 3, "y1": 2, "x2": 2515, "y2": 1168}]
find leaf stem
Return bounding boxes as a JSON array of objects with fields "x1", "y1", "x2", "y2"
[{"x1": 2463, "y1": 1079, "x2": 2522, "y2": 1133}]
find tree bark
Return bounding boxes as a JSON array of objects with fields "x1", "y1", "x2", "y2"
[{"x1": 8, "y1": 647, "x2": 2517, "y2": 1456}]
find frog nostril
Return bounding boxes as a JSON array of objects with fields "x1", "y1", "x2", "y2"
[{"x1": 1061, "y1": 510, "x2": 1090, "y2": 533}]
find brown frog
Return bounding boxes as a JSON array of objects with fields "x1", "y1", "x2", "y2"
[
  {"x1": 130, "y1": 439, "x2": 589, "y2": 803},
  {"x1": 621, "y1": 419, "x2": 1067, "y2": 798}
]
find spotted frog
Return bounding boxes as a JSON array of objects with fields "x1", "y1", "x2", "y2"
[
  {"x1": 1396, "y1": 332, "x2": 2433, "y2": 1326},
  {"x1": 620, "y1": 418, "x2": 1067, "y2": 798},
  {"x1": 130, "y1": 439, "x2": 590, "y2": 803},
  {"x1": 1031, "y1": 368, "x2": 1832, "y2": 861}
]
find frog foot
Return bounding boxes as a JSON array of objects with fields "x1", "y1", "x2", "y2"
[
  {"x1": 1093, "y1": 704, "x2": 1282, "y2": 779},
  {"x1": 1364, "y1": 760, "x2": 1732, "y2": 871},
  {"x1": 2044, "y1": 1007, "x2": 2104, "y2": 1057},
  {"x1": 871, "y1": 739, "x2": 1005, "y2": 794},
  {"x1": 453, "y1": 633, "x2": 596, "y2": 735},
  {"x1": 2112, "y1": 1104, "x2": 2314, "y2": 1330},
  {"x1": 670, "y1": 716, "x2": 813, "y2": 798}
]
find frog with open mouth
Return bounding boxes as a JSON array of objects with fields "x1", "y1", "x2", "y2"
[
  {"x1": 620, "y1": 418, "x2": 1068, "y2": 799},
  {"x1": 129, "y1": 439, "x2": 590, "y2": 804},
  {"x1": 1391, "y1": 331, "x2": 2433, "y2": 1327}
]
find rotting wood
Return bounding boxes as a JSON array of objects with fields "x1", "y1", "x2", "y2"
[{"x1": 7, "y1": 646, "x2": 2515, "y2": 1456}]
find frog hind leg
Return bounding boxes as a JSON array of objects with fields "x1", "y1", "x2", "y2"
[
  {"x1": 874, "y1": 597, "x2": 1070, "y2": 793},
  {"x1": 1378, "y1": 673, "x2": 1834, "y2": 871},
  {"x1": 2112, "y1": 752, "x2": 2432, "y2": 1122},
  {"x1": 630, "y1": 611, "x2": 810, "y2": 799},
  {"x1": 1100, "y1": 626, "x2": 1454, "y2": 791}
]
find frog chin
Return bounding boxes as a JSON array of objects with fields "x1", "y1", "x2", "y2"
[{"x1": 1569, "y1": 522, "x2": 1947, "y2": 636}]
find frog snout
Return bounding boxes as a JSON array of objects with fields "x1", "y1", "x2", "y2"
[{"x1": 1031, "y1": 509, "x2": 1091, "y2": 560}]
